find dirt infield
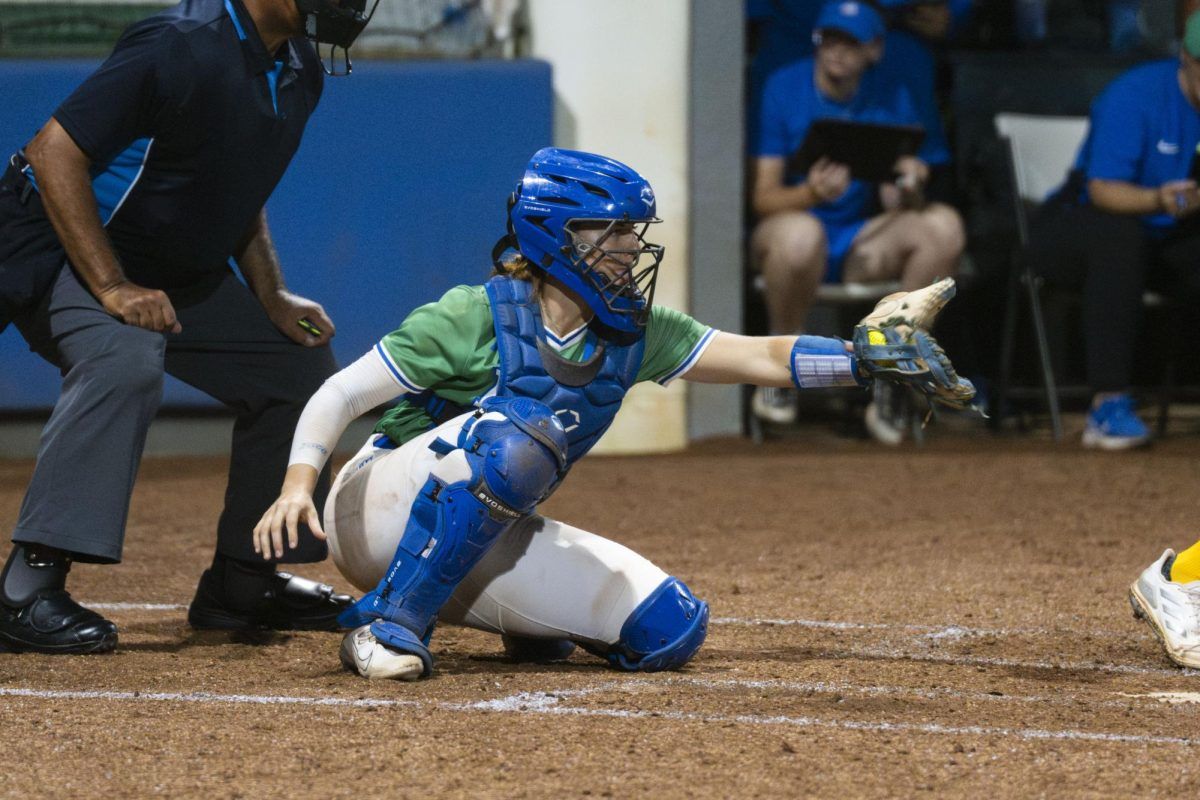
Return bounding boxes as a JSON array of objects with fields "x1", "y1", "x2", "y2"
[{"x1": 2, "y1": 432, "x2": 1200, "y2": 799}]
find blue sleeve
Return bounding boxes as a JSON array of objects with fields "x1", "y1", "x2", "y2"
[
  {"x1": 1084, "y1": 78, "x2": 1147, "y2": 184},
  {"x1": 883, "y1": 35, "x2": 949, "y2": 165},
  {"x1": 53, "y1": 21, "x2": 194, "y2": 162},
  {"x1": 753, "y1": 73, "x2": 796, "y2": 158}
]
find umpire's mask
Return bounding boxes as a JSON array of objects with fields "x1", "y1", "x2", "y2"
[{"x1": 295, "y1": 0, "x2": 379, "y2": 75}]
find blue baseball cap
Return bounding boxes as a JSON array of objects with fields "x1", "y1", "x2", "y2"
[{"x1": 814, "y1": 1, "x2": 886, "y2": 43}]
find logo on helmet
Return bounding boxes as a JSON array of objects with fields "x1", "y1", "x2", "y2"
[
  {"x1": 555, "y1": 409, "x2": 581, "y2": 433},
  {"x1": 640, "y1": 186, "x2": 655, "y2": 212}
]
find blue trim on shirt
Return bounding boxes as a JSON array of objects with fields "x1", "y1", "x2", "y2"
[
  {"x1": 659, "y1": 327, "x2": 716, "y2": 385},
  {"x1": 266, "y1": 61, "x2": 284, "y2": 115},
  {"x1": 224, "y1": 0, "x2": 248, "y2": 41},
  {"x1": 374, "y1": 342, "x2": 423, "y2": 394},
  {"x1": 20, "y1": 139, "x2": 153, "y2": 225},
  {"x1": 21, "y1": 164, "x2": 38, "y2": 192},
  {"x1": 91, "y1": 138, "x2": 153, "y2": 225}
]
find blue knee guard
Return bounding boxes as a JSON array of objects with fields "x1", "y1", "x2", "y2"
[
  {"x1": 341, "y1": 397, "x2": 569, "y2": 664},
  {"x1": 592, "y1": 577, "x2": 709, "y2": 672}
]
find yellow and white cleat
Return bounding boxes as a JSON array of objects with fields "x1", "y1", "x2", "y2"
[
  {"x1": 339, "y1": 624, "x2": 425, "y2": 681},
  {"x1": 1130, "y1": 550, "x2": 1200, "y2": 669},
  {"x1": 858, "y1": 277, "x2": 956, "y2": 337}
]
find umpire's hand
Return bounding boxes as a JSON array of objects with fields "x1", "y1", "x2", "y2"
[
  {"x1": 262, "y1": 290, "x2": 336, "y2": 347},
  {"x1": 98, "y1": 280, "x2": 182, "y2": 333}
]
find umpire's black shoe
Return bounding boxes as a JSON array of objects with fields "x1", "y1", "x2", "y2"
[
  {"x1": 188, "y1": 569, "x2": 353, "y2": 632},
  {"x1": 0, "y1": 590, "x2": 118, "y2": 654}
]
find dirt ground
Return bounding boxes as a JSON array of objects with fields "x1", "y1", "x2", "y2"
[{"x1": 2, "y1": 428, "x2": 1200, "y2": 799}]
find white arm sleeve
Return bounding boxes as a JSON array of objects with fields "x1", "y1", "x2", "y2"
[{"x1": 288, "y1": 349, "x2": 409, "y2": 471}]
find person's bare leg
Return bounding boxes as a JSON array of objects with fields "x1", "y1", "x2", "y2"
[
  {"x1": 899, "y1": 204, "x2": 964, "y2": 290},
  {"x1": 750, "y1": 210, "x2": 827, "y2": 334},
  {"x1": 843, "y1": 204, "x2": 964, "y2": 288},
  {"x1": 842, "y1": 204, "x2": 964, "y2": 445}
]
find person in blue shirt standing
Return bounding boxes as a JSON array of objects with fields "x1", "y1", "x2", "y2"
[
  {"x1": 1028, "y1": 11, "x2": 1200, "y2": 450},
  {"x1": 0, "y1": 0, "x2": 378, "y2": 655},
  {"x1": 749, "y1": 0, "x2": 965, "y2": 436}
]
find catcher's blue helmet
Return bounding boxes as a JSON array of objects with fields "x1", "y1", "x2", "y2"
[{"x1": 499, "y1": 148, "x2": 664, "y2": 342}]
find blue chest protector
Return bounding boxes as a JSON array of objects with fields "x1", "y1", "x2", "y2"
[
  {"x1": 485, "y1": 275, "x2": 644, "y2": 468},
  {"x1": 343, "y1": 278, "x2": 706, "y2": 678}
]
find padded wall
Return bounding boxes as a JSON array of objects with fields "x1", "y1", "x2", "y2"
[{"x1": 0, "y1": 58, "x2": 552, "y2": 409}]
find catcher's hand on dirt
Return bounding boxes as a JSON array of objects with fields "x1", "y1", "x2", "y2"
[{"x1": 853, "y1": 324, "x2": 978, "y2": 412}]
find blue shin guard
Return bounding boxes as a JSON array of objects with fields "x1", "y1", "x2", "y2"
[
  {"x1": 589, "y1": 577, "x2": 709, "y2": 672},
  {"x1": 348, "y1": 397, "x2": 569, "y2": 672}
]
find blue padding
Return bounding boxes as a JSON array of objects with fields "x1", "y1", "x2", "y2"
[
  {"x1": 370, "y1": 619, "x2": 434, "y2": 677},
  {"x1": 0, "y1": 59, "x2": 552, "y2": 410},
  {"x1": 605, "y1": 577, "x2": 709, "y2": 672},
  {"x1": 789, "y1": 334, "x2": 864, "y2": 390},
  {"x1": 355, "y1": 397, "x2": 566, "y2": 663}
]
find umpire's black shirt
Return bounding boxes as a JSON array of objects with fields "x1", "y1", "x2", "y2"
[{"x1": 5, "y1": 0, "x2": 322, "y2": 298}]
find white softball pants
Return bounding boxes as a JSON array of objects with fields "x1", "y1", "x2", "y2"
[{"x1": 324, "y1": 412, "x2": 669, "y2": 646}]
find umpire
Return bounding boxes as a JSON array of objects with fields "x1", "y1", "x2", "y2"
[{"x1": 0, "y1": 0, "x2": 377, "y2": 654}]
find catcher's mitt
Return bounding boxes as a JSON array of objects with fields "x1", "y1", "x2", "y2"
[
  {"x1": 858, "y1": 276, "x2": 956, "y2": 337},
  {"x1": 853, "y1": 324, "x2": 978, "y2": 412}
]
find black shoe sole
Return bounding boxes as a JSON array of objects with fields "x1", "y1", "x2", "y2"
[{"x1": 0, "y1": 629, "x2": 118, "y2": 655}]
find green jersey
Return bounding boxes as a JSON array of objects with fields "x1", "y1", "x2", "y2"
[{"x1": 372, "y1": 284, "x2": 714, "y2": 446}]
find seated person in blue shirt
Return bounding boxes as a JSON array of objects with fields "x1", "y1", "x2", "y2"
[
  {"x1": 748, "y1": 0, "x2": 973, "y2": 89},
  {"x1": 749, "y1": 0, "x2": 965, "y2": 431},
  {"x1": 875, "y1": 0, "x2": 964, "y2": 197},
  {"x1": 1028, "y1": 11, "x2": 1200, "y2": 451}
]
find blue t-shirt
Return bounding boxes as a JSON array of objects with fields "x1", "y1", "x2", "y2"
[
  {"x1": 1075, "y1": 60, "x2": 1200, "y2": 230},
  {"x1": 753, "y1": 57, "x2": 928, "y2": 224},
  {"x1": 879, "y1": 30, "x2": 949, "y2": 166}
]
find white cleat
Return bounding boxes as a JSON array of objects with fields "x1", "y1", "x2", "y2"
[
  {"x1": 858, "y1": 277, "x2": 956, "y2": 336},
  {"x1": 1129, "y1": 550, "x2": 1200, "y2": 669},
  {"x1": 340, "y1": 624, "x2": 425, "y2": 681},
  {"x1": 751, "y1": 385, "x2": 797, "y2": 426}
]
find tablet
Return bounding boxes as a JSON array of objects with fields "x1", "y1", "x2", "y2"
[{"x1": 787, "y1": 119, "x2": 926, "y2": 183}]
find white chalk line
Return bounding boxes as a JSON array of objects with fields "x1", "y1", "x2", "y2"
[
  {"x1": 79, "y1": 603, "x2": 1178, "y2": 677},
  {"x1": 3, "y1": 685, "x2": 1194, "y2": 748},
  {"x1": 714, "y1": 616, "x2": 1151, "y2": 643},
  {"x1": 642, "y1": 676, "x2": 1159, "y2": 710},
  {"x1": 86, "y1": 603, "x2": 1144, "y2": 642},
  {"x1": 89, "y1": 603, "x2": 186, "y2": 612}
]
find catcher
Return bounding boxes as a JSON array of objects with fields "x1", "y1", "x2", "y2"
[{"x1": 253, "y1": 148, "x2": 976, "y2": 680}]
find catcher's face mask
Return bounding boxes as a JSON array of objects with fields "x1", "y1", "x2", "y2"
[{"x1": 294, "y1": 0, "x2": 379, "y2": 75}]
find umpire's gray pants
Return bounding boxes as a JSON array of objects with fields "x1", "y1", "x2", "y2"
[{"x1": 11, "y1": 264, "x2": 337, "y2": 564}]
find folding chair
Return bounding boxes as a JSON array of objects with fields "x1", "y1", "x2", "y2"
[
  {"x1": 992, "y1": 112, "x2": 1089, "y2": 442},
  {"x1": 993, "y1": 112, "x2": 1177, "y2": 440}
]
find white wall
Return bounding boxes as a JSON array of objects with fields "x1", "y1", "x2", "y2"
[{"x1": 526, "y1": 0, "x2": 692, "y2": 454}]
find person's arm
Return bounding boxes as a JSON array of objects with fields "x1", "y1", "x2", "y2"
[
  {"x1": 882, "y1": 155, "x2": 931, "y2": 210},
  {"x1": 684, "y1": 331, "x2": 856, "y2": 387},
  {"x1": 751, "y1": 156, "x2": 851, "y2": 217},
  {"x1": 1089, "y1": 177, "x2": 1200, "y2": 218},
  {"x1": 253, "y1": 350, "x2": 404, "y2": 558},
  {"x1": 234, "y1": 210, "x2": 335, "y2": 347},
  {"x1": 24, "y1": 119, "x2": 180, "y2": 333}
]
